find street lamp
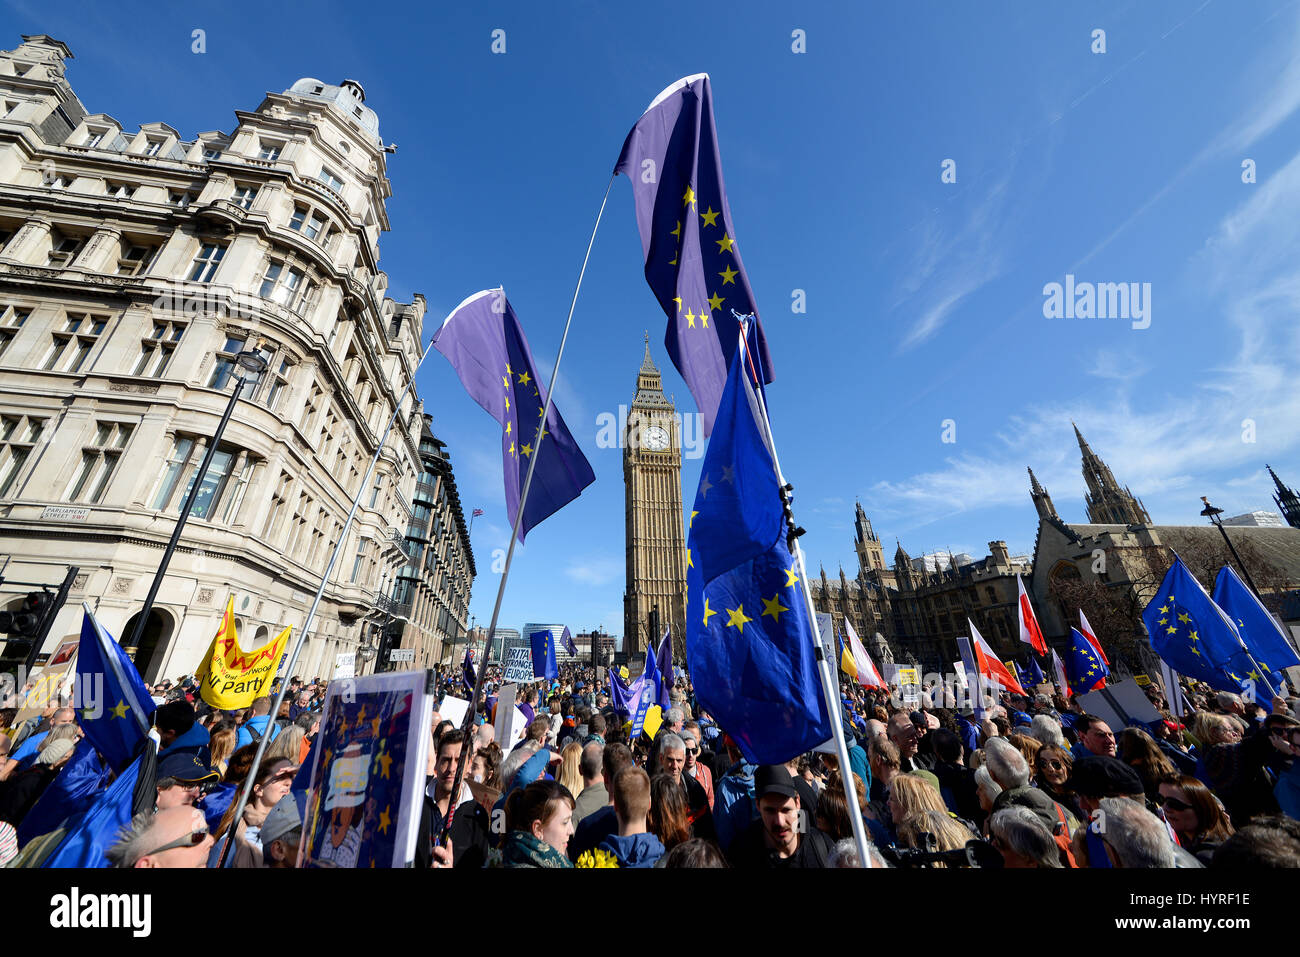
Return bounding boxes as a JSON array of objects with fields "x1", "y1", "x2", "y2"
[
  {"x1": 1200, "y1": 496, "x2": 1262, "y2": 597},
  {"x1": 125, "y1": 348, "x2": 269, "y2": 656}
]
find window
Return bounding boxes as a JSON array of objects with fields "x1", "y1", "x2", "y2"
[
  {"x1": 47, "y1": 234, "x2": 85, "y2": 267},
  {"x1": 288, "y1": 205, "x2": 326, "y2": 241},
  {"x1": 231, "y1": 184, "x2": 257, "y2": 210},
  {"x1": 152, "y1": 437, "x2": 194, "y2": 510},
  {"x1": 0, "y1": 414, "x2": 44, "y2": 497},
  {"x1": 265, "y1": 357, "x2": 292, "y2": 411},
  {"x1": 43, "y1": 313, "x2": 107, "y2": 373},
  {"x1": 257, "y1": 140, "x2": 283, "y2": 161},
  {"x1": 105, "y1": 181, "x2": 135, "y2": 199},
  {"x1": 261, "y1": 471, "x2": 292, "y2": 539},
  {"x1": 84, "y1": 130, "x2": 105, "y2": 148},
  {"x1": 351, "y1": 537, "x2": 370, "y2": 583},
  {"x1": 300, "y1": 383, "x2": 322, "y2": 433},
  {"x1": 143, "y1": 138, "x2": 163, "y2": 157},
  {"x1": 153, "y1": 437, "x2": 248, "y2": 521},
  {"x1": 208, "y1": 333, "x2": 251, "y2": 391},
  {"x1": 259, "y1": 260, "x2": 311, "y2": 311},
  {"x1": 116, "y1": 243, "x2": 158, "y2": 277},
  {"x1": 43, "y1": 172, "x2": 71, "y2": 189},
  {"x1": 202, "y1": 144, "x2": 222, "y2": 161},
  {"x1": 133, "y1": 320, "x2": 185, "y2": 377},
  {"x1": 0, "y1": 306, "x2": 29, "y2": 361},
  {"x1": 188, "y1": 242, "x2": 226, "y2": 282},
  {"x1": 65, "y1": 421, "x2": 133, "y2": 503},
  {"x1": 168, "y1": 191, "x2": 193, "y2": 208},
  {"x1": 318, "y1": 168, "x2": 344, "y2": 193},
  {"x1": 368, "y1": 474, "x2": 382, "y2": 509}
]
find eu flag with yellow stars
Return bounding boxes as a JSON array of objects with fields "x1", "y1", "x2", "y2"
[
  {"x1": 615, "y1": 73, "x2": 775, "y2": 437},
  {"x1": 685, "y1": 331, "x2": 829, "y2": 765},
  {"x1": 1141, "y1": 557, "x2": 1246, "y2": 693},
  {"x1": 1212, "y1": 565, "x2": 1296, "y2": 700},
  {"x1": 433, "y1": 289, "x2": 595, "y2": 543},
  {"x1": 1063, "y1": 628, "x2": 1110, "y2": 696},
  {"x1": 76, "y1": 607, "x2": 155, "y2": 773}
]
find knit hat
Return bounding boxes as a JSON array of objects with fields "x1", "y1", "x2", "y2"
[{"x1": 36, "y1": 737, "x2": 75, "y2": 766}]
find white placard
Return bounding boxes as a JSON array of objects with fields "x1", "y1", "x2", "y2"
[
  {"x1": 333, "y1": 652, "x2": 356, "y2": 679},
  {"x1": 389, "y1": 648, "x2": 415, "y2": 663},
  {"x1": 439, "y1": 695, "x2": 470, "y2": 729},
  {"x1": 503, "y1": 646, "x2": 533, "y2": 683}
]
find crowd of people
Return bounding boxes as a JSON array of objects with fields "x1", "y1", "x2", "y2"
[{"x1": 0, "y1": 661, "x2": 1297, "y2": 869}]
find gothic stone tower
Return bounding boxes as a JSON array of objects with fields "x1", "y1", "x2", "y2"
[
  {"x1": 623, "y1": 335, "x2": 687, "y2": 659},
  {"x1": 1075, "y1": 423, "x2": 1151, "y2": 525},
  {"x1": 1268, "y1": 465, "x2": 1300, "y2": 529}
]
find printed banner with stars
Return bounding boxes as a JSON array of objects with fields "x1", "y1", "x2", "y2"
[
  {"x1": 1063, "y1": 627, "x2": 1110, "y2": 696},
  {"x1": 685, "y1": 330, "x2": 829, "y2": 765},
  {"x1": 75, "y1": 607, "x2": 155, "y2": 774},
  {"x1": 299, "y1": 670, "x2": 434, "y2": 868},
  {"x1": 433, "y1": 289, "x2": 595, "y2": 544},
  {"x1": 616, "y1": 73, "x2": 775, "y2": 437}
]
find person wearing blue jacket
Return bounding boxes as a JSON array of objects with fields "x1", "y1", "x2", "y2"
[
  {"x1": 712, "y1": 737, "x2": 757, "y2": 854},
  {"x1": 155, "y1": 701, "x2": 211, "y2": 764},
  {"x1": 235, "y1": 697, "x2": 282, "y2": 750},
  {"x1": 575, "y1": 765, "x2": 664, "y2": 868}
]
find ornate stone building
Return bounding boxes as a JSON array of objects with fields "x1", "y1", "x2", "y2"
[
  {"x1": 0, "y1": 35, "x2": 473, "y2": 680},
  {"x1": 622, "y1": 336, "x2": 686, "y2": 658},
  {"x1": 1269, "y1": 465, "x2": 1300, "y2": 530}
]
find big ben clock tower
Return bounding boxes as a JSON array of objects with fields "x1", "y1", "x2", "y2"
[{"x1": 623, "y1": 334, "x2": 687, "y2": 659}]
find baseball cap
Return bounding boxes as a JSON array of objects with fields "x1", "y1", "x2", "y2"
[
  {"x1": 754, "y1": 764, "x2": 799, "y2": 801},
  {"x1": 157, "y1": 751, "x2": 220, "y2": 785},
  {"x1": 261, "y1": 791, "x2": 307, "y2": 845}
]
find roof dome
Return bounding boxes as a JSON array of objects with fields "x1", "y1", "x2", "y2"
[{"x1": 286, "y1": 77, "x2": 380, "y2": 142}]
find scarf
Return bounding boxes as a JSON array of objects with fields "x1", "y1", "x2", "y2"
[{"x1": 501, "y1": 830, "x2": 573, "y2": 868}]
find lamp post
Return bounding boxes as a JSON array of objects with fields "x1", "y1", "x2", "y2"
[
  {"x1": 126, "y1": 348, "x2": 269, "y2": 657},
  {"x1": 1200, "y1": 496, "x2": 1262, "y2": 597}
]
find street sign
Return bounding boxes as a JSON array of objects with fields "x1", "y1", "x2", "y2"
[{"x1": 389, "y1": 648, "x2": 415, "y2": 663}]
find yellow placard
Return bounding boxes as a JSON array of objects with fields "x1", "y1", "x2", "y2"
[
  {"x1": 1134, "y1": 674, "x2": 1151, "y2": 687},
  {"x1": 196, "y1": 597, "x2": 291, "y2": 709},
  {"x1": 642, "y1": 705, "x2": 663, "y2": 739}
]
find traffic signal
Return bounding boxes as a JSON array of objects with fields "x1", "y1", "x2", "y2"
[{"x1": 0, "y1": 591, "x2": 53, "y2": 641}]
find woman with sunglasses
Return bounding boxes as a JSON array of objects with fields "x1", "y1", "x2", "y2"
[
  {"x1": 208, "y1": 757, "x2": 297, "y2": 868},
  {"x1": 1156, "y1": 773, "x2": 1233, "y2": 865},
  {"x1": 1033, "y1": 745, "x2": 1083, "y2": 823}
]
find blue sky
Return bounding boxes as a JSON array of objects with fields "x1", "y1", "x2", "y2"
[{"x1": 10, "y1": 0, "x2": 1300, "y2": 645}]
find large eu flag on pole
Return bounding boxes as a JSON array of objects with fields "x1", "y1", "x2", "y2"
[
  {"x1": 1213, "y1": 565, "x2": 1298, "y2": 700},
  {"x1": 608, "y1": 668, "x2": 637, "y2": 719},
  {"x1": 558, "y1": 626, "x2": 577, "y2": 658},
  {"x1": 1141, "y1": 557, "x2": 1246, "y2": 693},
  {"x1": 685, "y1": 330, "x2": 829, "y2": 764},
  {"x1": 77, "y1": 607, "x2": 155, "y2": 773},
  {"x1": 433, "y1": 290, "x2": 595, "y2": 543},
  {"x1": 615, "y1": 74, "x2": 775, "y2": 436}
]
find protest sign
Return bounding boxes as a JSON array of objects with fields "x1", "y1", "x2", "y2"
[
  {"x1": 334, "y1": 652, "x2": 356, "y2": 679},
  {"x1": 503, "y1": 646, "x2": 533, "y2": 683},
  {"x1": 14, "y1": 639, "x2": 79, "y2": 727},
  {"x1": 897, "y1": 667, "x2": 920, "y2": 707},
  {"x1": 438, "y1": 695, "x2": 470, "y2": 730},
  {"x1": 299, "y1": 669, "x2": 434, "y2": 868},
  {"x1": 493, "y1": 682, "x2": 526, "y2": 750},
  {"x1": 196, "y1": 615, "x2": 291, "y2": 710},
  {"x1": 1076, "y1": 678, "x2": 1162, "y2": 731}
]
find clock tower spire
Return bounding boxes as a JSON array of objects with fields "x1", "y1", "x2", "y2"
[{"x1": 623, "y1": 335, "x2": 687, "y2": 660}]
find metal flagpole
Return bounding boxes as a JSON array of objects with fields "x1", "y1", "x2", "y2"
[
  {"x1": 217, "y1": 339, "x2": 436, "y2": 868},
  {"x1": 437, "y1": 173, "x2": 617, "y2": 850},
  {"x1": 733, "y1": 317, "x2": 873, "y2": 869}
]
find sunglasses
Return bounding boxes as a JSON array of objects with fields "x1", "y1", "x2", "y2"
[
  {"x1": 1155, "y1": 794, "x2": 1193, "y2": 812},
  {"x1": 1038, "y1": 759, "x2": 1065, "y2": 770},
  {"x1": 143, "y1": 826, "x2": 210, "y2": 858}
]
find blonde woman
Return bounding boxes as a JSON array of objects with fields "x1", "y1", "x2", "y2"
[
  {"x1": 557, "y1": 741, "x2": 583, "y2": 798},
  {"x1": 897, "y1": 808, "x2": 978, "y2": 864}
]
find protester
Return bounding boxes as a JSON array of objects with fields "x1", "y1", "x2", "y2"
[
  {"x1": 680, "y1": 729, "x2": 714, "y2": 810},
  {"x1": 260, "y1": 791, "x2": 306, "y2": 868},
  {"x1": 658, "y1": 837, "x2": 727, "y2": 868},
  {"x1": 501, "y1": 780, "x2": 574, "y2": 868},
  {"x1": 209, "y1": 756, "x2": 295, "y2": 868},
  {"x1": 990, "y1": 806, "x2": 1062, "y2": 868},
  {"x1": 1073, "y1": 715, "x2": 1118, "y2": 759},
  {"x1": 155, "y1": 752, "x2": 220, "y2": 810},
  {"x1": 726, "y1": 764, "x2": 834, "y2": 868},
  {"x1": 416, "y1": 729, "x2": 491, "y2": 868},
  {"x1": 235, "y1": 697, "x2": 282, "y2": 749},
  {"x1": 571, "y1": 741, "x2": 606, "y2": 826},
  {"x1": 107, "y1": 806, "x2": 214, "y2": 868},
  {"x1": 1156, "y1": 773, "x2": 1234, "y2": 864},
  {"x1": 576, "y1": 766, "x2": 665, "y2": 867}
]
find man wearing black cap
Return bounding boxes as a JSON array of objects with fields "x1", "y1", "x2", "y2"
[
  {"x1": 726, "y1": 764, "x2": 834, "y2": 868},
  {"x1": 154, "y1": 752, "x2": 220, "y2": 811},
  {"x1": 1066, "y1": 754, "x2": 1151, "y2": 868}
]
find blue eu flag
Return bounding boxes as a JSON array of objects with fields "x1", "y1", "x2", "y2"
[
  {"x1": 685, "y1": 331, "x2": 830, "y2": 765},
  {"x1": 77, "y1": 607, "x2": 155, "y2": 773},
  {"x1": 16, "y1": 737, "x2": 109, "y2": 847},
  {"x1": 1063, "y1": 628, "x2": 1110, "y2": 696},
  {"x1": 1026, "y1": 656, "x2": 1046, "y2": 688},
  {"x1": 608, "y1": 669, "x2": 637, "y2": 719},
  {"x1": 1213, "y1": 565, "x2": 1298, "y2": 700},
  {"x1": 1142, "y1": 557, "x2": 1245, "y2": 693},
  {"x1": 558, "y1": 626, "x2": 577, "y2": 658},
  {"x1": 43, "y1": 748, "x2": 152, "y2": 868},
  {"x1": 461, "y1": 648, "x2": 477, "y2": 696},
  {"x1": 528, "y1": 629, "x2": 559, "y2": 682}
]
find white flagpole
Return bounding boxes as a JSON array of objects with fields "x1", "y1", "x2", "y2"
[
  {"x1": 218, "y1": 338, "x2": 436, "y2": 867},
  {"x1": 437, "y1": 174, "x2": 616, "y2": 847},
  {"x1": 733, "y1": 320, "x2": 872, "y2": 869}
]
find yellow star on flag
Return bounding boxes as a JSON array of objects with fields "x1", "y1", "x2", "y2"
[
  {"x1": 682, "y1": 185, "x2": 696, "y2": 208},
  {"x1": 685, "y1": 307, "x2": 696, "y2": 328},
  {"x1": 1177, "y1": 613, "x2": 1191, "y2": 624},
  {"x1": 502, "y1": 374, "x2": 509, "y2": 388},
  {"x1": 700, "y1": 206, "x2": 719, "y2": 227},
  {"x1": 718, "y1": 265, "x2": 738, "y2": 285},
  {"x1": 1166, "y1": 626, "x2": 1177, "y2": 635},
  {"x1": 670, "y1": 220, "x2": 681, "y2": 238},
  {"x1": 690, "y1": 510, "x2": 698, "y2": 529},
  {"x1": 1159, "y1": 605, "x2": 1169, "y2": 614},
  {"x1": 761, "y1": 594, "x2": 788, "y2": 621},
  {"x1": 673, "y1": 296, "x2": 682, "y2": 313},
  {"x1": 716, "y1": 233, "x2": 735, "y2": 254},
  {"x1": 378, "y1": 806, "x2": 392, "y2": 834},
  {"x1": 784, "y1": 567, "x2": 799, "y2": 588},
  {"x1": 378, "y1": 751, "x2": 393, "y2": 778},
  {"x1": 686, "y1": 548, "x2": 693, "y2": 569},
  {"x1": 726, "y1": 605, "x2": 752, "y2": 629},
  {"x1": 110, "y1": 700, "x2": 129, "y2": 720},
  {"x1": 517, "y1": 371, "x2": 532, "y2": 386},
  {"x1": 702, "y1": 599, "x2": 717, "y2": 626},
  {"x1": 1190, "y1": 646, "x2": 1201, "y2": 656},
  {"x1": 372, "y1": 716, "x2": 382, "y2": 736},
  {"x1": 505, "y1": 421, "x2": 511, "y2": 434},
  {"x1": 520, "y1": 443, "x2": 533, "y2": 457},
  {"x1": 706, "y1": 291, "x2": 725, "y2": 313}
]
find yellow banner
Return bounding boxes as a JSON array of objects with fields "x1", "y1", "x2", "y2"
[{"x1": 197, "y1": 597, "x2": 291, "y2": 710}]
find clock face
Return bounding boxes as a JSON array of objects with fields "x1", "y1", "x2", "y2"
[{"x1": 643, "y1": 426, "x2": 669, "y2": 451}]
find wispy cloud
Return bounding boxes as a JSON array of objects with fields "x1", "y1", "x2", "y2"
[{"x1": 565, "y1": 556, "x2": 622, "y2": 587}]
